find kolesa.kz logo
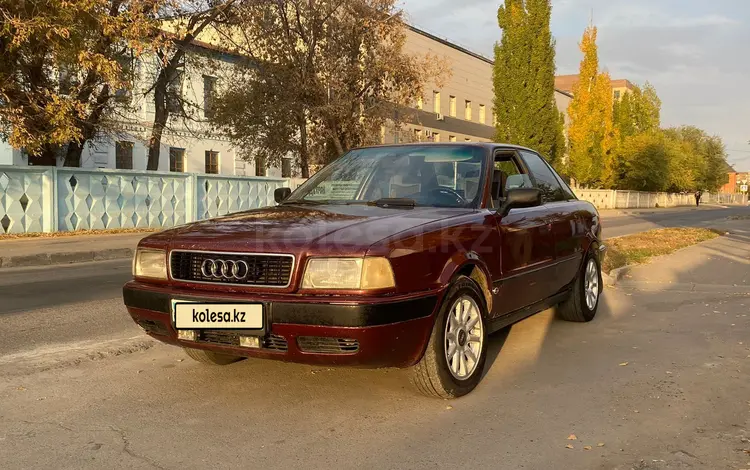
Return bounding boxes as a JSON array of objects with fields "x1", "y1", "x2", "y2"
[{"x1": 192, "y1": 308, "x2": 246, "y2": 323}]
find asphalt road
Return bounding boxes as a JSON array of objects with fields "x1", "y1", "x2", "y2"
[
  {"x1": 1, "y1": 229, "x2": 748, "y2": 469},
  {"x1": 1, "y1": 205, "x2": 747, "y2": 357}
]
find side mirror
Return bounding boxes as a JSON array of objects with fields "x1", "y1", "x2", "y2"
[
  {"x1": 498, "y1": 188, "x2": 541, "y2": 216},
  {"x1": 274, "y1": 187, "x2": 292, "y2": 203}
]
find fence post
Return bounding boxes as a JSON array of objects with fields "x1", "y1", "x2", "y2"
[
  {"x1": 185, "y1": 173, "x2": 197, "y2": 223},
  {"x1": 50, "y1": 166, "x2": 60, "y2": 232}
]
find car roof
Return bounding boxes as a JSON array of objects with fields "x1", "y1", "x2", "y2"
[{"x1": 353, "y1": 142, "x2": 539, "y2": 154}]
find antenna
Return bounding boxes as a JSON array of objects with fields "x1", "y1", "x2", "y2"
[{"x1": 589, "y1": 8, "x2": 594, "y2": 27}]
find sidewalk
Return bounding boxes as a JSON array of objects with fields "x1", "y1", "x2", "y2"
[
  {"x1": 0, "y1": 233, "x2": 147, "y2": 268},
  {"x1": 614, "y1": 220, "x2": 750, "y2": 293}
]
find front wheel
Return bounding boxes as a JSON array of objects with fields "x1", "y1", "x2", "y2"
[
  {"x1": 411, "y1": 276, "x2": 488, "y2": 398},
  {"x1": 557, "y1": 252, "x2": 602, "y2": 322},
  {"x1": 183, "y1": 347, "x2": 243, "y2": 365}
]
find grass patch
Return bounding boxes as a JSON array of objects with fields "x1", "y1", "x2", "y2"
[
  {"x1": 0, "y1": 228, "x2": 158, "y2": 240},
  {"x1": 602, "y1": 227, "x2": 722, "y2": 273}
]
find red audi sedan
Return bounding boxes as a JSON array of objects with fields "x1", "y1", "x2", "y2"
[{"x1": 123, "y1": 143, "x2": 604, "y2": 398}]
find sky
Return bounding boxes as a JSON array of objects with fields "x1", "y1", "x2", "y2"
[{"x1": 401, "y1": 0, "x2": 750, "y2": 172}]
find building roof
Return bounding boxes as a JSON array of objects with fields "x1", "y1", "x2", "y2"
[{"x1": 554, "y1": 74, "x2": 635, "y2": 94}]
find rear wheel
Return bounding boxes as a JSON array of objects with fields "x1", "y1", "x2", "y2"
[
  {"x1": 411, "y1": 276, "x2": 488, "y2": 399},
  {"x1": 183, "y1": 347, "x2": 243, "y2": 365},
  {"x1": 557, "y1": 252, "x2": 602, "y2": 322}
]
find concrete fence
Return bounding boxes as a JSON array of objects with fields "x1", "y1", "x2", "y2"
[
  {"x1": 574, "y1": 189, "x2": 747, "y2": 210},
  {"x1": 1, "y1": 165, "x2": 745, "y2": 234},
  {"x1": 0, "y1": 165, "x2": 306, "y2": 234}
]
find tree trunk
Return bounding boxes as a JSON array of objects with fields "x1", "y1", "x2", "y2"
[
  {"x1": 148, "y1": 79, "x2": 168, "y2": 171},
  {"x1": 298, "y1": 118, "x2": 310, "y2": 178}
]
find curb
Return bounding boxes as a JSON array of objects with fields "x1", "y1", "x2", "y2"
[{"x1": 0, "y1": 248, "x2": 135, "y2": 269}]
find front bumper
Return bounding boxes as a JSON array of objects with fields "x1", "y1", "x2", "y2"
[{"x1": 123, "y1": 281, "x2": 440, "y2": 368}]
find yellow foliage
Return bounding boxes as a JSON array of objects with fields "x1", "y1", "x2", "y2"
[{"x1": 566, "y1": 26, "x2": 616, "y2": 188}]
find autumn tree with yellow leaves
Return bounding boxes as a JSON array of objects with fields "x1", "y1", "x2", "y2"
[
  {"x1": 0, "y1": 0, "x2": 162, "y2": 166},
  {"x1": 566, "y1": 25, "x2": 616, "y2": 187}
]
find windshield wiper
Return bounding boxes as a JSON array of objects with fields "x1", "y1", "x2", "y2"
[
  {"x1": 369, "y1": 198, "x2": 416, "y2": 208},
  {"x1": 280, "y1": 199, "x2": 327, "y2": 206}
]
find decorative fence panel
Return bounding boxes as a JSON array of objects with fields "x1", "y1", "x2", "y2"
[
  {"x1": 0, "y1": 165, "x2": 305, "y2": 234},
  {"x1": 0, "y1": 167, "x2": 52, "y2": 233},
  {"x1": 197, "y1": 175, "x2": 288, "y2": 220},
  {"x1": 56, "y1": 168, "x2": 192, "y2": 231}
]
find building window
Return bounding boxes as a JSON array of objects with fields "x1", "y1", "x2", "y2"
[
  {"x1": 614, "y1": 90, "x2": 621, "y2": 100},
  {"x1": 479, "y1": 105, "x2": 486, "y2": 124},
  {"x1": 449, "y1": 96, "x2": 456, "y2": 117},
  {"x1": 167, "y1": 65, "x2": 185, "y2": 113},
  {"x1": 465, "y1": 138, "x2": 472, "y2": 142},
  {"x1": 416, "y1": 96, "x2": 423, "y2": 110},
  {"x1": 203, "y1": 76, "x2": 218, "y2": 119},
  {"x1": 169, "y1": 147, "x2": 185, "y2": 172},
  {"x1": 465, "y1": 101, "x2": 472, "y2": 121},
  {"x1": 449, "y1": 135, "x2": 456, "y2": 142},
  {"x1": 115, "y1": 141, "x2": 134, "y2": 170},
  {"x1": 413, "y1": 128, "x2": 422, "y2": 141},
  {"x1": 433, "y1": 133, "x2": 440, "y2": 142},
  {"x1": 433, "y1": 91, "x2": 441, "y2": 114},
  {"x1": 205, "y1": 150, "x2": 219, "y2": 174}
]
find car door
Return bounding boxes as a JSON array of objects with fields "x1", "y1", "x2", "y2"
[
  {"x1": 518, "y1": 150, "x2": 583, "y2": 294},
  {"x1": 491, "y1": 151, "x2": 556, "y2": 317}
]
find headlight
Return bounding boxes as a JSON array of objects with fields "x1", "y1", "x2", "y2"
[
  {"x1": 302, "y1": 257, "x2": 395, "y2": 290},
  {"x1": 133, "y1": 248, "x2": 167, "y2": 280}
]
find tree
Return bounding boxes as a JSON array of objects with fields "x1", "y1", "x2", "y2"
[
  {"x1": 613, "y1": 82, "x2": 661, "y2": 142},
  {"x1": 144, "y1": 0, "x2": 236, "y2": 171},
  {"x1": 662, "y1": 126, "x2": 729, "y2": 192},
  {"x1": 614, "y1": 132, "x2": 669, "y2": 192},
  {"x1": 493, "y1": 0, "x2": 564, "y2": 163},
  {"x1": 0, "y1": 0, "x2": 161, "y2": 166},
  {"x1": 566, "y1": 25, "x2": 615, "y2": 187},
  {"x1": 211, "y1": 0, "x2": 445, "y2": 177}
]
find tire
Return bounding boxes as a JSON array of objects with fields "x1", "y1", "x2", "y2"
[
  {"x1": 183, "y1": 347, "x2": 243, "y2": 365},
  {"x1": 411, "y1": 275, "x2": 488, "y2": 399},
  {"x1": 557, "y1": 251, "x2": 602, "y2": 322}
]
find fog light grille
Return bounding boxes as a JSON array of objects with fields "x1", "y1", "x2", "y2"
[
  {"x1": 297, "y1": 336, "x2": 359, "y2": 354},
  {"x1": 136, "y1": 319, "x2": 169, "y2": 336}
]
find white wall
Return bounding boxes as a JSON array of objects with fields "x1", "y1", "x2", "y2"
[{"x1": 0, "y1": 141, "x2": 12, "y2": 165}]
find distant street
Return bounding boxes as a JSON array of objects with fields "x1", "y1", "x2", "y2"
[{"x1": 600, "y1": 205, "x2": 750, "y2": 238}]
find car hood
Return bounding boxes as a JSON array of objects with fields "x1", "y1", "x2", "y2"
[{"x1": 155, "y1": 204, "x2": 476, "y2": 256}]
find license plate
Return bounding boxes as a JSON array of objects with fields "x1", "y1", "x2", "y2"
[{"x1": 171, "y1": 300, "x2": 264, "y2": 330}]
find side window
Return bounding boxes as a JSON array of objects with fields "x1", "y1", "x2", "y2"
[
  {"x1": 492, "y1": 154, "x2": 529, "y2": 207},
  {"x1": 519, "y1": 151, "x2": 566, "y2": 203}
]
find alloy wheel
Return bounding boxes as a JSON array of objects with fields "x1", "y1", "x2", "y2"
[{"x1": 444, "y1": 295, "x2": 484, "y2": 380}]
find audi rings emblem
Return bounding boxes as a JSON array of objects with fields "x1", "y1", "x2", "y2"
[{"x1": 201, "y1": 259, "x2": 250, "y2": 281}]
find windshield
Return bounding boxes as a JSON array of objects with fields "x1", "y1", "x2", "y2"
[{"x1": 286, "y1": 145, "x2": 486, "y2": 208}]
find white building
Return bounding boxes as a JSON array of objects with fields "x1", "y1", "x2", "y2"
[{"x1": 3, "y1": 40, "x2": 279, "y2": 177}]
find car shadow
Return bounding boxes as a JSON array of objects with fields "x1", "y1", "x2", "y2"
[{"x1": 481, "y1": 325, "x2": 511, "y2": 379}]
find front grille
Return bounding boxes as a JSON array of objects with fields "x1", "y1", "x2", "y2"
[
  {"x1": 170, "y1": 251, "x2": 294, "y2": 287},
  {"x1": 297, "y1": 336, "x2": 360, "y2": 354},
  {"x1": 197, "y1": 331, "x2": 288, "y2": 352},
  {"x1": 136, "y1": 319, "x2": 169, "y2": 336}
]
